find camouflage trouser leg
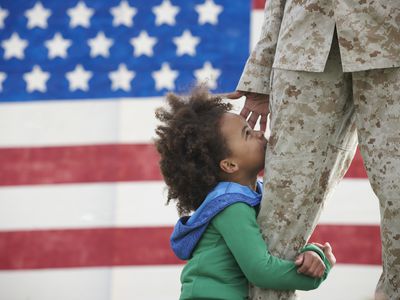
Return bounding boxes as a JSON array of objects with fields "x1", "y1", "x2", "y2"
[
  {"x1": 249, "y1": 41, "x2": 358, "y2": 299},
  {"x1": 249, "y1": 37, "x2": 400, "y2": 298},
  {"x1": 353, "y1": 67, "x2": 400, "y2": 299}
]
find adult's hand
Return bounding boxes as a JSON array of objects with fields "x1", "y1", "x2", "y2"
[{"x1": 226, "y1": 91, "x2": 270, "y2": 132}]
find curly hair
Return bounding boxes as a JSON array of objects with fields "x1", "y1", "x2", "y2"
[{"x1": 155, "y1": 88, "x2": 232, "y2": 216}]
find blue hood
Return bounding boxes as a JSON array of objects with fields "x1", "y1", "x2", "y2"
[{"x1": 170, "y1": 181, "x2": 263, "y2": 260}]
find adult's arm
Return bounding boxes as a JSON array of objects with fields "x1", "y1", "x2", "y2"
[
  {"x1": 212, "y1": 202, "x2": 331, "y2": 290},
  {"x1": 237, "y1": 0, "x2": 286, "y2": 95}
]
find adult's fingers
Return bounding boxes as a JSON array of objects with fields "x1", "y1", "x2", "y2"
[
  {"x1": 225, "y1": 91, "x2": 244, "y2": 99},
  {"x1": 247, "y1": 111, "x2": 260, "y2": 129},
  {"x1": 259, "y1": 114, "x2": 267, "y2": 132},
  {"x1": 240, "y1": 106, "x2": 251, "y2": 119}
]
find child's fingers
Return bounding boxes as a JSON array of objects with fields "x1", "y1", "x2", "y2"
[
  {"x1": 324, "y1": 242, "x2": 332, "y2": 251},
  {"x1": 311, "y1": 242, "x2": 324, "y2": 248},
  {"x1": 309, "y1": 258, "x2": 324, "y2": 277},
  {"x1": 295, "y1": 254, "x2": 304, "y2": 266},
  {"x1": 297, "y1": 254, "x2": 312, "y2": 274},
  {"x1": 297, "y1": 252, "x2": 326, "y2": 277}
]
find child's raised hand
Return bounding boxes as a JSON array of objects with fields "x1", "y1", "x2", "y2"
[
  {"x1": 295, "y1": 251, "x2": 325, "y2": 278},
  {"x1": 312, "y1": 242, "x2": 336, "y2": 268}
]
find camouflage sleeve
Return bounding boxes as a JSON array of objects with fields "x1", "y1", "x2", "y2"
[{"x1": 237, "y1": 0, "x2": 286, "y2": 95}]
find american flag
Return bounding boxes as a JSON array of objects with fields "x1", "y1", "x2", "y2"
[{"x1": 0, "y1": 0, "x2": 381, "y2": 299}]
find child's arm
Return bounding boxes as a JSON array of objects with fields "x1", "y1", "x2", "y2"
[{"x1": 212, "y1": 202, "x2": 332, "y2": 291}]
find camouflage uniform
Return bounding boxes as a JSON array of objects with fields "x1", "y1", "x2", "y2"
[{"x1": 237, "y1": 0, "x2": 400, "y2": 299}]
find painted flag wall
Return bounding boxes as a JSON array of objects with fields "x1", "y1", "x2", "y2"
[{"x1": 0, "y1": 0, "x2": 382, "y2": 299}]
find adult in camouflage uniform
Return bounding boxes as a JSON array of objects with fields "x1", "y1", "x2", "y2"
[{"x1": 229, "y1": 0, "x2": 400, "y2": 299}]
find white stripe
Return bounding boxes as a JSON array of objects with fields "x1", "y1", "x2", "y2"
[
  {"x1": 319, "y1": 179, "x2": 380, "y2": 225},
  {"x1": 0, "y1": 179, "x2": 378, "y2": 231},
  {"x1": 0, "y1": 98, "x2": 163, "y2": 147},
  {"x1": 250, "y1": 10, "x2": 264, "y2": 50},
  {"x1": 0, "y1": 268, "x2": 112, "y2": 300},
  {"x1": 0, "y1": 265, "x2": 381, "y2": 300},
  {"x1": 0, "y1": 182, "x2": 178, "y2": 230},
  {"x1": 0, "y1": 97, "x2": 245, "y2": 147}
]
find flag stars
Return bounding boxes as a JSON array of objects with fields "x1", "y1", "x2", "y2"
[
  {"x1": 152, "y1": 63, "x2": 178, "y2": 91},
  {"x1": 2, "y1": 33, "x2": 28, "y2": 60},
  {"x1": 0, "y1": 6, "x2": 9, "y2": 29},
  {"x1": 45, "y1": 33, "x2": 72, "y2": 59},
  {"x1": 109, "y1": 64, "x2": 135, "y2": 91},
  {"x1": 25, "y1": 2, "x2": 51, "y2": 29},
  {"x1": 110, "y1": 1, "x2": 137, "y2": 27},
  {"x1": 173, "y1": 30, "x2": 200, "y2": 56},
  {"x1": 0, "y1": 72, "x2": 6, "y2": 92},
  {"x1": 67, "y1": 1, "x2": 94, "y2": 28},
  {"x1": 66, "y1": 65, "x2": 92, "y2": 91},
  {"x1": 130, "y1": 31, "x2": 157, "y2": 57},
  {"x1": 88, "y1": 32, "x2": 113, "y2": 58},
  {"x1": 23, "y1": 65, "x2": 50, "y2": 93},
  {"x1": 153, "y1": 0, "x2": 180, "y2": 26},
  {"x1": 195, "y1": 0, "x2": 223, "y2": 25},
  {"x1": 194, "y1": 61, "x2": 221, "y2": 90}
]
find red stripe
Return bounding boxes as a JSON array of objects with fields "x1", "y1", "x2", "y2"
[
  {"x1": 309, "y1": 224, "x2": 381, "y2": 265},
  {"x1": 253, "y1": 0, "x2": 266, "y2": 9},
  {"x1": 0, "y1": 144, "x2": 163, "y2": 186},
  {"x1": 0, "y1": 224, "x2": 380, "y2": 270},
  {"x1": 0, "y1": 145, "x2": 367, "y2": 186},
  {"x1": 344, "y1": 149, "x2": 368, "y2": 178}
]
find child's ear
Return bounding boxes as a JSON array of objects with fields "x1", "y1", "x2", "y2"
[{"x1": 219, "y1": 159, "x2": 239, "y2": 174}]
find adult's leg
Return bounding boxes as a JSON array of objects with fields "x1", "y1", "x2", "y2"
[
  {"x1": 353, "y1": 67, "x2": 400, "y2": 300},
  {"x1": 249, "y1": 39, "x2": 358, "y2": 300}
]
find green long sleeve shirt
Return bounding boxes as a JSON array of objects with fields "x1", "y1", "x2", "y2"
[{"x1": 180, "y1": 202, "x2": 331, "y2": 300}]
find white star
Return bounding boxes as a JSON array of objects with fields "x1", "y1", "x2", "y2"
[
  {"x1": 0, "y1": 72, "x2": 6, "y2": 92},
  {"x1": 66, "y1": 65, "x2": 92, "y2": 91},
  {"x1": 45, "y1": 33, "x2": 72, "y2": 59},
  {"x1": 130, "y1": 31, "x2": 157, "y2": 57},
  {"x1": 67, "y1": 1, "x2": 94, "y2": 28},
  {"x1": 23, "y1": 65, "x2": 50, "y2": 93},
  {"x1": 152, "y1": 63, "x2": 179, "y2": 91},
  {"x1": 109, "y1": 64, "x2": 135, "y2": 91},
  {"x1": 110, "y1": 1, "x2": 137, "y2": 27},
  {"x1": 195, "y1": 0, "x2": 223, "y2": 25},
  {"x1": 25, "y1": 2, "x2": 51, "y2": 29},
  {"x1": 88, "y1": 32, "x2": 113, "y2": 58},
  {"x1": 0, "y1": 7, "x2": 9, "y2": 29},
  {"x1": 173, "y1": 30, "x2": 200, "y2": 56},
  {"x1": 194, "y1": 61, "x2": 221, "y2": 89},
  {"x1": 1, "y1": 33, "x2": 28, "y2": 60},
  {"x1": 152, "y1": 0, "x2": 179, "y2": 26}
]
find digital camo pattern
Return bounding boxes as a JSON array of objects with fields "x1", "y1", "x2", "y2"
[
  {"x1": 353, "y1": 67, "x2": 400, "y2": 299},
  {"x1": 237, "y1": 0, "x2": 400, "y2": 95},
  {"x1": 248, "y1": 36, "x2": 400, "y2": 299}
]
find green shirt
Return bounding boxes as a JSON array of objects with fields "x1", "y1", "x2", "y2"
[{"x1": 180, "y1": 203, "x2": 331, "y2": 300}]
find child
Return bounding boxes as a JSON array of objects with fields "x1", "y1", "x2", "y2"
[{"x1": 155, "y1": 88, "x2": 335, "y2": 300}]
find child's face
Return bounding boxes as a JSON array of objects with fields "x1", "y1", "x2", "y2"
[{"x1": 219, "y1": 112, "x2": 267, "y2": 176}]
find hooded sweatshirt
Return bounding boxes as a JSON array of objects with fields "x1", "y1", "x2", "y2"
[
  {"x1": 171, "y1": 181, "x2": 263, "y2": 260},
  {"x1": 170, "y1": 181, "x2": 331, "y2": 300}
]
